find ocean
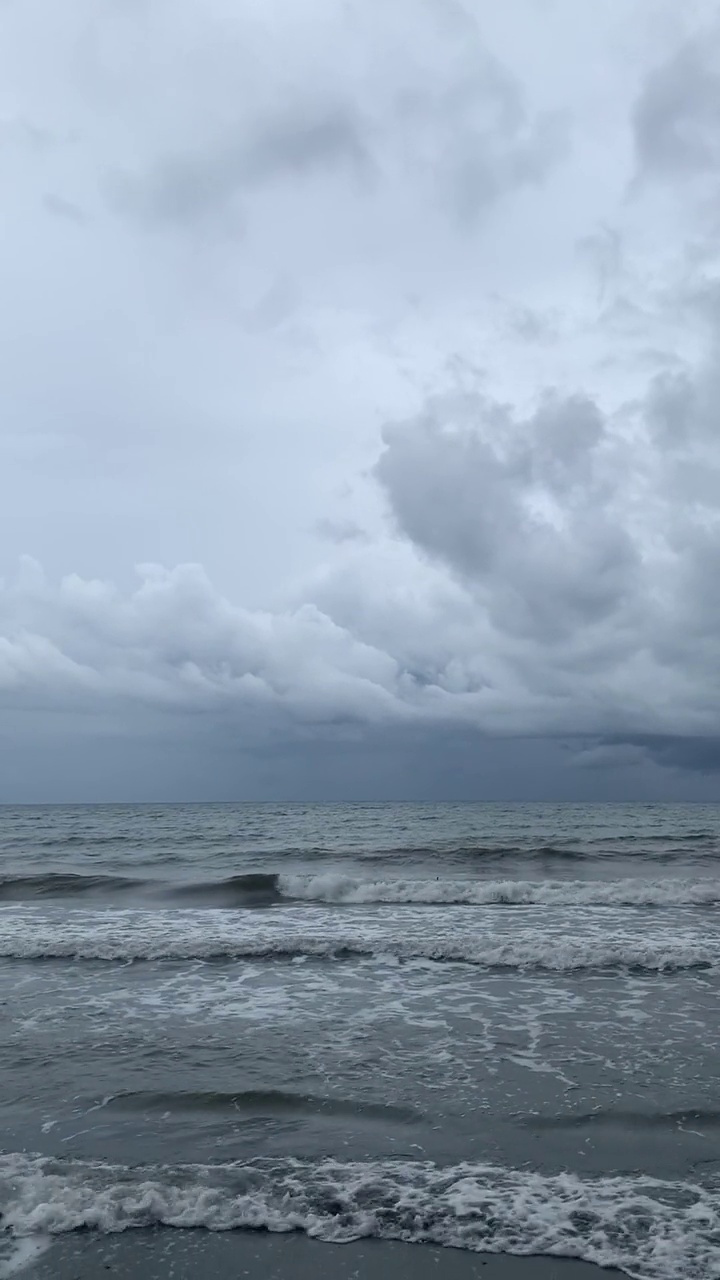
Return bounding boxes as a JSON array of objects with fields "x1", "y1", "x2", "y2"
[{"x1": 1, "y1": 802, "x2": 720, "y2": 1279}]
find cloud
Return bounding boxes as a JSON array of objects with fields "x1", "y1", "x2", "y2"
[
  {"x1": 42, "y1": 192, "x2": 86, "y2": 223},
  {"x1": 505, "y1": 305, "x2": 559, "y2": 344},
  {"x1": 109, "y1": 2, "x2": 565, "y2": 232},
  {"x1": 361, "y1": 321, "x2": 720, "y2": 757},
  {"x1": 0, "y1": 559, "x2": 411, "y2": 727},
  {"x1": 569, "y1": 742, "x2": 650, "y2": 772},
  {"x1": 114, "y1": 101, "x2": 372, "y2": 228},
  {"x1": 4, "y1": 295, "x2": 720, "y2": 776},
  {"x1": 4, "y1": 1, "x2": 720, "y2": 798},
  {"x1": 314, "y1": 518, "x2": 369, "y2": 545},
  {"x1": 634, "y1": 31, "x2": 720, "y2": 179},
  {"x1": 374, "y1": 387, "x2": 638, "y2": 642}
]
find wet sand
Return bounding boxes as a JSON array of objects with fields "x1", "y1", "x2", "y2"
[{"x1": 19, "y1": 1230, "x2": 626, "y2": 1279}]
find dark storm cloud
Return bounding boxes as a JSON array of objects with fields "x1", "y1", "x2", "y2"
[
  {"x1": 644, "y1": 737, "x2": 720, "y2": 774},
  {"x1": 581, "y1": 736, "x2": 720, "y2": 777},
  {"x1": 0, "y1": 712, "x2": 676, "y2": 804}
]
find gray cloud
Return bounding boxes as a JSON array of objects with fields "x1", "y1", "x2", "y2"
[
  {"x1": 110, "y1": 10, "x2": 565, "y2": 233},
  {"x1": 5, "y1": 327, "x2": 720, "y2": 788},
  {"x1": 0, "y1": 559, "x2": 408, "y2": 725},
  {"x1": 374, "y1": 389, "x2": 637, "y2": 642},
  {"x1": 314, "y1": 519, "x2": 369, "y2": 545},
  {"x1": 505, "y1": 305, "x2": 559, "y2": 344},
  {"x1": 246, "y1": 107, "x2": 371, "y2": 184},
  {"x1": 43, "y1": 192, "x2": 86, "y2": 223},
  {"x1": 2, "y1": 1, "x2": 720, "y2": 798},
  {"x1": 577, "y1": 735, "x2": 720, "y2": 777},
  {"x1": 634, "y1": 33, "x2": 720, "y2": 178},
  {"x1": 114, "y1": 101, "x2": 371, "y2": 228}
]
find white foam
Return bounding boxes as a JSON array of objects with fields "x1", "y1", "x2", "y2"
[
  {"x1": 0, "y1": 1153, "x2": 717, "y2": 1280},
  {"x1": 279, "y1": 873, "x2": 720, "y2": 908},
  {"x1": 0, "y1": 905, "x2": 715, "y2": 971},
  {"x1": 13, "y1": 958, "x2": 716, "y2": 1105}
]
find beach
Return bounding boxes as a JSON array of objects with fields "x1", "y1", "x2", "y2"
[{"x1": 16, "y1": 1232, "x2": 626, "y2": 1279}]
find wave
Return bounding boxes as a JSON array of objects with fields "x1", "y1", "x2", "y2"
[
  {"x1": 524, "y1": 1108, "x2": 720, "y2": 1131},
  {"x1": 171, "y1": 873, "x2": 282, "y2": 907},
  {"x1": 17, "y1": 834, "x2": 137, "y2": 848},
  {"x1": 0, "y1": 907, "x2": 715, "y2": 970},
  {"x1": 275, "y1": 873, "x2": 720, "y2": 908},
  {"x1": 598, "y1": 831, "x2": 716, "y2": 844},
  {"x1": 90, "y1": 1089, "x2": 418, "y2": 1122},
  {"x1": 4, "y1": 869, "x2": 720, "y2": 909},
  {"x1": 0, "y1": 1152, "x2": 717, "y2": 1279},
  {"x1": 0, "y1": 873, "x2": 145, "y2": 902},
  {"x1": 354, "y1": 837, "x2": 720, "y2": 861},
  {"x1": 356, "y1": 843, "x2": 589, "y2": 862}
]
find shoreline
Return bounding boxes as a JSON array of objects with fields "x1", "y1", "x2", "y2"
[{"x1": 11, "y1": 1230, "x2": 627, "y2": 1280}]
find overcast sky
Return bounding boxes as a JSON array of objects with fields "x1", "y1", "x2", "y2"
[{"x1": 1, "y1": 0, "x2": 720, "y2": 802}]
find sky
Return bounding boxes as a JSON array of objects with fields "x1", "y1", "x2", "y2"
[{"x1": 1, "y1": 0, "x2": 720, "y2": 801}]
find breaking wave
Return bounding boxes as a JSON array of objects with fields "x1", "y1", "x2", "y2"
[
  {"x1": 275, "y1": 873, "x2": 720, "y2": 908},
  {"x1": 3, "y1": 869, "x2": 720, "y2": 909},
  {"x1": 0, "y1": 1152, "x2": 717, "y2": 1280},
  {"x1": 0, "y1": 906, "x2": 715, "y2": 971}
]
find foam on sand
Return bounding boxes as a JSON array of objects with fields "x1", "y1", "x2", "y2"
[{"x1": 0, "y1": 1153, "x2": 717, "y2": 1280}]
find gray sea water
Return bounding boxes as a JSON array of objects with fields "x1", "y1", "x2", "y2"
[{"x1": 2, "y1": 802, "x2": 720, "y2": 1279}]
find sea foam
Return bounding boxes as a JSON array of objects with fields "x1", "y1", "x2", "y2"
[
  {"x1": 0, "y1": 905, "x2": 716, "y2": 971},
  {"x1": 0, "y1": 1153, "x2": 717, "y2": 1280}
]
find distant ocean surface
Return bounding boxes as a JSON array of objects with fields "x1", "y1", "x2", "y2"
[{"x1": 2, "y1": 802, "x2": 720, "y2": 1279}]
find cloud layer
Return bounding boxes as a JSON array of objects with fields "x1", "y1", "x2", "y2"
[{"x1": 2, "y1": 1, "x2": 720, "y2": 797}]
